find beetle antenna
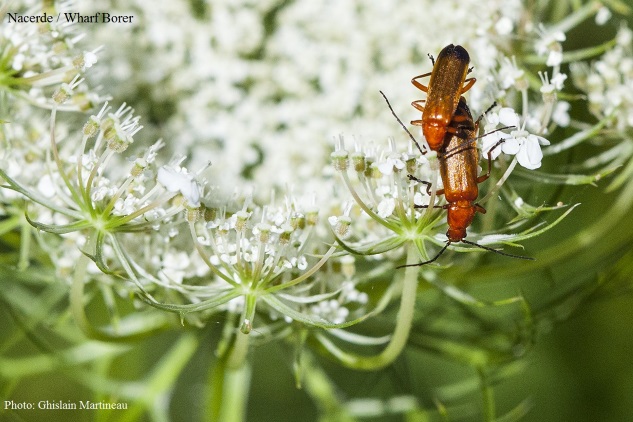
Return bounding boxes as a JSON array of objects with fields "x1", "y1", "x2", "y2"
[
  {"x1": 397, "y1": 241, "x2": 451, "y2": 268},
  {"x1": 475, "y1": 126, "x2": 515, "y2": 140},
  {"x1": 380, "y1": 90, "x2": 427, "y2": 155},
  {"x1": 478, "y1": 101, "x2": 497, "y2": 120},
  {"x1": 461, "y1": 239, "x2": 534, "y2": 260}
]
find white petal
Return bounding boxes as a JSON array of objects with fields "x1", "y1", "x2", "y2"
[
  {"x1": 157, "y1": 167, "x2": 182, "y2": 192},
  {"x1": 551, "y1": 73, "x2": 568, "y2": 90},
  {"x1": 482, "y1": 134, "x2": 504, "y2": 159},
  {"x1": 185, "y1": 180, "x2": 201, "y2": 207},
  {"x1": 377, "y1": 198, "x2": 395, "y2": 218},
  {"x1": 546, "y1": 51, "x2": 563, "y2": 67},
  {"x1": 517, "y1": 139, "x2": 543, "y2": 169},
  {"x1": 485, "y1": 113, "x2": 500, "y2": 126},
  {"x1": 529, "y1": 134, "x2": 550, "y2": 146},
  {"x1": 495, "y1": 17, "x2": 513, "y2": 35},
  {"x1": 498, "y1": 108, "x2": 520, "y2": 127},
  {"x1": 377, "y1": 161, "x2": 394, "y2": 175},
  {"x1": 157, "y1": 166, "x2": 200, "y2": 206},
  {"x1": 37, "y1": 175, "x2": 56, "y2": 198},
  {"x1": 501, "y1": 138, "x2": 521, "y2": 155}
]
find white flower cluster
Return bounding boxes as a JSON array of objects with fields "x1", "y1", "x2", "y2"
[
  {"x1": 85, "y1": 0, "x2": 527, "y2": 198},
  {"x1": 482, "y1": 108, "x2": 551, "y2": 170},
  {"x1": 0, "y1": 0, "x2": 104, "y2": 110},
  {"x1": 200, "y1": 198, "x2": 319, "y2": 278},
  {"x1": 571, "y1": 25, "x2": 633, "y2": 132},
  {"x1": 310, "y1": 282, "x2": 369, "y2": 325}
]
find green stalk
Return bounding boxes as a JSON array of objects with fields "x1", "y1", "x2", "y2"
[
  {"x1": 239, "y1": 293, "x2": 257, "y2": 335},
  {"x1": 318, "y1": 242, "x2": 419, "y2": 370},
  {"x1": 226, "y1": 330, "x2": 251, "y2": 369},
  {"x1": 207, "y1": 339, "x2": 252, "y2": 422},
  {"x1": 69, "y1": 232, "x2": 156, "y2": 341},
  {"x1": 302, "y1": 351, "x2": 355, "y2": 421},
  {"x1": 69, "y1": 233, "x2": 100, "y2": 339},
  {"x1": 477, "y1": 366, "x2": 495, "y2": 422},
  {"x1": 18, "y1": 215, "x2": 31, "y2": 270}
]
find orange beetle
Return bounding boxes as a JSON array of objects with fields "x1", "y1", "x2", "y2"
[
  {"x1": 437, "y1": 96, "x2": 486, "y2": 243},
  {"x1": 411, "y1": 44, "x2": 476, "y2": 151},
  {"x1": 406, "y1": 97, "x2": 533, "y2": 266}
]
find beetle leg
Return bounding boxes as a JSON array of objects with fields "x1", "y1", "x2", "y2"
[
  {"x1": 428, "y1": 53, "x2": 435, "y2": 66},
  {"x1": 411, "y1": 72, "x2": 432, "y2": 92},
  {"x1": 407, "y1": 174, "x2": 425, "y2": 184},
  {"x1": 407, "y1": 174, "x2": 445, "y2": 196},
  {"x1": 460, "y1": 77, "x2": 476, "y2": 94},
  {"x1": 445, "y1": 121, "x2": 474, "y2": 139},
  {"x1": 477, "y1": 138, "x2": 505, "y2": 183},
  {"x1": 411, "y1": 99, "x2": 426, "y2": 112}
]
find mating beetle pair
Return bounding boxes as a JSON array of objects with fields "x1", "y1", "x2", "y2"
[{"x1": 382, "y1": 44, "x2": 532, "y2": 266}]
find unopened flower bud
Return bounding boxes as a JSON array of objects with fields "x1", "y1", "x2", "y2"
[
  {"x1": 131, "y1": 158, "x2": 147, "y2": 177},
  {"x1": 351, "y1": 152, "x2": 366, "y2": 173},
  {"x1": 204, "y1": 207, "x2": 218, "y2": 222},
  {"x1": 333, "y1": 216, "x2": 351, "y2": 238},
  {"x1": 305, "y1": 209, "x2": 318, "y2": 226},
  {"x1": 52, "y1": 84, "x2": 72, "y2": 104},
  {"x1": 83, "y1": 116, "x2": 100, "y2": 138},
  {"x1": 186, "y1": 207, "x2": 200, "y2": 222},
  {"x1": 331, "y1": 150, "x2": 349, "y2": 171},
  {"x1": 279, "y1": 224, "x2": 294, "y2": 245},
  {"x1": 107, "y1": 133, "x2": 132, "y2": 153},
  {"x1": 405, "y1": 157, "x2": 418, "y2": 174},
  {"x1": 255, "y1": 223, "x2": 272, "y2": 243},
  {"x1": 235, "y1": 210, "x2": 250, "y2": 232},
  {"x1": 290, "y1": 213, "x2": 306, "y2": 230}
]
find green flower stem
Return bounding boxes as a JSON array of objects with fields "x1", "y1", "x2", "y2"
[
  {"x1": 339, "y1": 170, "x2": 398, "y2": 232},
  {"x1": 18, "y1": 215, "x2": 31, "y2": 270},
  {"x1": 110, "y1": 192, "x2": 175, "y2": 226},
  {"x1": 318, "y1": 242, "x2": 419, "y2": 370},
  {"x1": 477, "y1": 366, "x2": 495, "y2": 422},
  {"x1": 226, "y1": 330, "x2": 250, "y2": 369},
  {"x1": 239, "y1": 293, "x2": 257, "y2": 335},
  {"x1": 189, "y1": 222, "x2": 240, "y2": 287},
  {"x1": 115, "y1": 333, "x2": 199, "y2": 422},
  {"x1": 480, "y1": 157, "x2": 518, "y2": 205},
  {"x1": 553, "y1": 1, "x2": 602, "y2": 34},
  {"x1": 208, "y1": 337, "x2": 252, "y2": 422},
  {"x1": 301, "y1": 351, "x2": 355, "y2": 421},
  {"x1": 214, "y1": 362, "x2": 251, "y2": 422},
  {"x1": 70, "y1": 233, "x2": 160, "y2": 341},
  {"x1": 19, "y1": 66, "x2": 74, "y2": 85},
  {"x1": 49, "y1": 107, "x2": 83, "y2": 208},
  {"x1": 70, "y1": 234, "x2": 102, "y2": 339}
]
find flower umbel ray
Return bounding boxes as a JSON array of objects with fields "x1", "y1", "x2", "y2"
[
  {"x1": 1, "y1": 92, "x2": 203, "y2": 337},
  {"x1": 145, "y1": 195, "x2": 339, "y2": 335}
]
